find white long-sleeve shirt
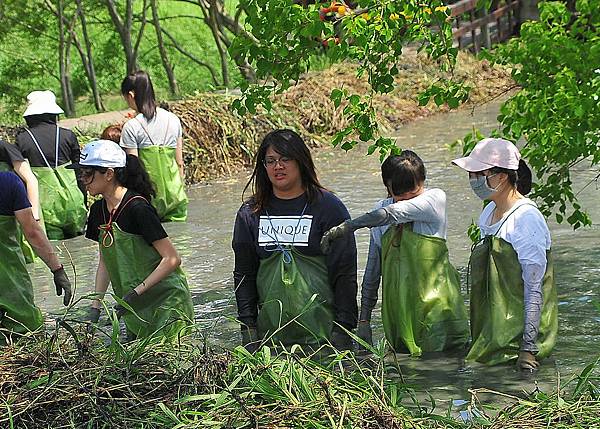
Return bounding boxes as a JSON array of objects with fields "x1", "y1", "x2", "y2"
[
  {"x1": 478, "y1": 198, "x2": 551, "y2": 352},
  {"x1": 359, "y1": 188, "x2": 447, "y2": 320}
]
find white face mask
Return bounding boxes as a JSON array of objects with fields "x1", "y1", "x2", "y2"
[{"x1": 469, "y1": 173, "x2": 499, "y2": 200}]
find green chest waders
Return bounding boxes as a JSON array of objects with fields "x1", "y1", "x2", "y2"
[
  {"x1": 25, "y1": 127, "x2": 86, "y2": 240},
  {"x1": 98, "y1": 198, "x2": 193, "y2": 339},
  {"x1": 256, "y1": 247, "x2": 334, "y2": 347},
  {"x1": 466, "y1": 236, "x2": 558, "y2": 365},
  {"x1": 138, "y1": 146, "x2": 188, "y2": 223},
  {"x1": 381, "y1": 225, "x2": 469, "y2": 356},
  {"x1": 0, "y1": 215, "x2": 43, "y2": 344},
  {"x1": 0, "y1": 162, "x2": 36, "y2": 263}
]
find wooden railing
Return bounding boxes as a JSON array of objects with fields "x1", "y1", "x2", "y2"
[{"x1": 449, "y1": 0, "x2": 520, "y2": 52}]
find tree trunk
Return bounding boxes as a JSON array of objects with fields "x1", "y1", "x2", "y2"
[
  {"x1": 206, "y1": 0, "x2": 229, "y2": 87},
  {"x1": 57, "y1": 0, "x2": 74, "y2": 116},
  {"x1": 104, "y1": 0, "x2": 142, "y2": 74},
  {"x1": 76, "y1": 0, "x2": 104, "y2": 111},
  {"x1": 64, "y1": 29, "x2": 76, "y2": 115},
  {"x1": 150, "y1": 0, "x2": 178, "y2": 95},
  {"x1": 201, "y1": 0, "x2": 256, "y2": 83}
]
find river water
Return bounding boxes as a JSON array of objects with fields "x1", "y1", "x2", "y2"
[{"x1": 29, "y1": 101, "x2": 600, "y2": 412}]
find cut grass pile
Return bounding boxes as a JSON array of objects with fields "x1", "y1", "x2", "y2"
[{"x1": 1, "y1": 320, "x2": 598, "y2": 428}]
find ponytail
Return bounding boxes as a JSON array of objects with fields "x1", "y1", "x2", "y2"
[
  {"x1": 516, "y1": 159, "x2": 532, "y2": 195},
  {"x1": 491, "y1": 159, "x2": 533, "y2": 195},
  {"x1": 114, "y1": 155, "x2": 156, "y2": 201},
  {"x1": 121, "y1": 70, "x2": 157, "y2": 121}
]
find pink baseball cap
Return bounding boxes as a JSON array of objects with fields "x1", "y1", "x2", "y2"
[{"x1": 452, "y1": 138, "x2": 520, "y2": 172}]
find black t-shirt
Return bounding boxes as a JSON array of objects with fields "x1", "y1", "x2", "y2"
[
  {"x1": 0, "y1": 140, "x2": 25, "y2": 165},
  {"x1": 16, "y1": 121, "x2": 80, "y2": 168},
  {"x1": 86, "y1": 190, "x2": 168, "y2": 245},
  {"x1": 232, "y1": 190, "x2": 358, "y2": 329},
  {"x1": 0, "y1": 171, "x2": 31, "y2": 215}
]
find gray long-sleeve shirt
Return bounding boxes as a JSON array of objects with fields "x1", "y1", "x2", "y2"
[{"x1": 359, "y1": 188, "x2": 448, "y2": 320}]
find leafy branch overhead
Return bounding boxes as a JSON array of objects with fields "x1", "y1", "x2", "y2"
[
  {"x1": 471, "y1": 1, "x2": 600, "y2": 229},
  {"x1": 231, "y1": 0, "x2": 471, "y2": 157}
]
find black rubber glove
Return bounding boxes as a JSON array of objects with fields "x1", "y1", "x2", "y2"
[
  {"x1": 52, "y1": 265, "x2": 73, "y2": 306},
  {"x1": 241, "y1": 325, "x2": 259, "y2": 353},
  {"x1": 86, "y1": 307, "x2": 101, "y2": 324},
  {"x1": 331, "y1": 325, "x2": 353, "y2": 352},
  {"x1": 516, "y1": 350, "x2": 540, "y2": 371},
  {"x1": 320, "y1": 209, "x2": 389, "y2": 254},
  {"x1": 115, "y1": 289, "x2": 139, "y2": 318},
  {"x1": 356, "y1": 320, "x2": 373, "y2": 348},
  {"x1": 320, "y1": 221, "x2": 353, "y2": 255}
]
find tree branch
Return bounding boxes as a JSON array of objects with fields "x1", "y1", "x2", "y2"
[{"x1": 160, "y1": 27, "x2": 220, "y2": 86}]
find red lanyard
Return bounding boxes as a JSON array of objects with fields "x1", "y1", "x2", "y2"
[{"x1": 99, "y1": 195, "x2": 147, "y2": 248}]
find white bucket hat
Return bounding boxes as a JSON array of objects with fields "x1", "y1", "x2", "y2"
[
  {"x1": 452, "y1": 138, "x2": 521, "y2": 172},
  {"x1": 23, "y1": 90, "x2": 65, "y2": 117},
  {"x1": 67, "y1": 140, "x2": 126, "y2": 169}
]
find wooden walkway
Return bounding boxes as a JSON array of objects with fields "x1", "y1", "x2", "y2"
[{"x1": 449, "y1": 0, "x2": 520, "y2": 52}]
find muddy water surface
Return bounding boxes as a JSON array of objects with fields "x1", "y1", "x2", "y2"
[{"x1": 30, "y1": 101, "x2": 600, "y2": 411}]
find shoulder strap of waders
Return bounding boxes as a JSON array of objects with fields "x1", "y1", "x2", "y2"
[
  {"x1": 99, "y1": 194, "x2": 148, "y2": 248},
  {"x1": 491, "y1": 201, "x2": 538, "y2": 238},
  {"x1": 25, "y1": 125, "x2": 59, "y2": 169},
  {"x1": 382, "y1": 224, "x2": 405, "y2": 262},
  {"x1": 136, "y1": 111, "x2": 170, "y2": 147}
]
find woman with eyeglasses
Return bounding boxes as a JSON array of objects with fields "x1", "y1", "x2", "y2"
[
  {"x1": 15, "y1": 90, "x2": 87, "y2": 240},
  {"x1": 452, "y1": 138, "x2": 558, "y2": 370},
  {"x1": 232, "y1": 129, "x2": 358, "y2": 352},
  {"x1": 120, "y1": 70, "x2": 188, "y2": 222},
  {"x1": 72, "y1": 139, "x2": 193, "y2": 339},
  {"x1": 321, "y1": 151, "x2": 469, "y2": 356}
]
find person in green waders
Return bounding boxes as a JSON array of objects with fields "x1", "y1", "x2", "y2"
[
  {"x1": 119, "y1": 70, "x2": 188, "y2": 222},
  {"x1": 321, "y1": 151, "x2": 469, "y2": 356},
  {"x1": 232, "y1": 129, "x2": 358, "y2": 352},
  {"x1": 0, "y1": 170, "x2": 72, "y2": 345},
  {"x1": 73, "y1": 140, "x2": 193, "y2": 340},
  {"x1": 16, "y1": 90, "x2": 87, "y2": 240},
  {"x1": 0, "y1": 140, "x2": 41, "y2": 262},
  {"x1": 452, "y1": 138, "x2": 558, "y2": 370}
]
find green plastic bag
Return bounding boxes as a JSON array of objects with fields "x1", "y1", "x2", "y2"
[
  {"x1": 138, "y1": 146, "x2": 188, "y2": 222},
  {"x1": 32, "y1": 164, "x2": 86, "y2": 240},
  {"x1": 381, "y1": 225, "x2": 469, "y2": 356},
  {"x1": 99, "y1": 223, "x2": 194, "y2": 340},
  {"x1": 0, "y1": 215, "x2": 44, "y2": 345},
  {"x1": 256, "y1": 248, "x2": 334, "y2": 347},
  {"x1": 466, "y1": 236, "x2": 558, "y2": 365}
]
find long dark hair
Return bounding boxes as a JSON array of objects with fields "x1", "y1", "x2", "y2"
[
  {"x1": 381, "y1": 150, "x2": 426, "y2": 196},
  {"x1": 242, "y1": 129, "x2": 324, "y2": 212},
  {"x1": 121, "y1": 70, "x2": 157, "y2": 121},
  {"x1": 113, "y1": 155, "x2": 156, "y2": 201},
  {"x1": 490, "y1": 159, "x2": 532, "y2": 195}
]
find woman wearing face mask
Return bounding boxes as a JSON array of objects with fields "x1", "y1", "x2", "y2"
[
  {"x1": 452, "y1": 138, "x2": 558, "y2": 370},
  {"x1": 232, "y1": 129, "x2": 358, "y2": 352},
  {"x1": 71, "y1": 140, "x2": 193, "y2": 340},
  {"x1": 321, "y1": 151, "x2": 469, "y2": 355}
]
